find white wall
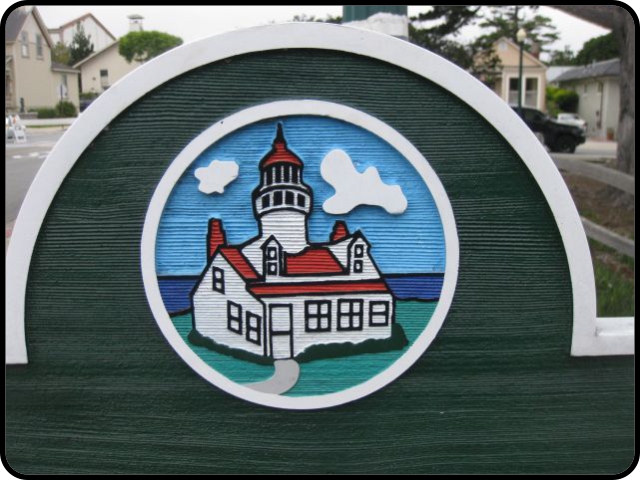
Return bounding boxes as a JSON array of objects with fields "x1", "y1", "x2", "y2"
[
  {"x1": 57, "y1": 16, "x2": 114, "y2": 52},
  {"x1": 192, "y1": 256, "x2": 265, "y2": 357},
  {"x1": 78, "y1": 43, "x2": 141, "y2": 93}
]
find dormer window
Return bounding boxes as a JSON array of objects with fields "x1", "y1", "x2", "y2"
[
  {"x1": 353, "y1": 243, "x2": 364, "y2": 273},
  {"x1": 266, "y1": 246, "x2": 279, "y2": 275}
]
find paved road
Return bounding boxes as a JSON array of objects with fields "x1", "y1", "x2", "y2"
[{"x1": 5, "y1": 128, "x2": 66, "y2": 224}]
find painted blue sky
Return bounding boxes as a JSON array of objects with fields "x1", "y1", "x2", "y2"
[{"x1": 156, "y1": 116, "x2": 446, "y2": 275}]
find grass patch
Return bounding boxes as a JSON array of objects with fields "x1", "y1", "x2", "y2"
[
  {"x1": 589, "y1": 239, "x2": 634, "y2": 317},
  {"x1": 187, "y1": 329, "x2": 273, "y2": 366}
]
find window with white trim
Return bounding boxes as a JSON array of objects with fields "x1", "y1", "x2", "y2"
[
  {"x1": 211, "y1": 266, "x2": 224, "y2": 293},
  {"x1": 305, "y1": 300, "x2": 331, "y2": 332},
  {"x1": 227, "y1": 301, "x2": 242, "y2": 334},
  {"x1": 36, "y1": 34, "x2": 43, "y2": 58},
  {"x1": 20, "y1": 32, "x2": 29, "y2": 58},
  {"x1": 338, "y1": 299, "x2": 363, "y2": 331},
  {"x1": 369, "y1": 301, "x2": 390, "y2": 326}
]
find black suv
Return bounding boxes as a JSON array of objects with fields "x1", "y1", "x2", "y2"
[{"x1": 511, "y1": 106, "x2": 586, "y2": 153}]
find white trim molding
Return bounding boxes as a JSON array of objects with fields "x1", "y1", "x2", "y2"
[{"x1": 6, "y1": 22, "x2": 632, "y2": 365}]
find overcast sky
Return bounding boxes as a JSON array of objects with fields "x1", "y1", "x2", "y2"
[{"x1": 30, "y1": 5, "x2": 614, "y2": 56}]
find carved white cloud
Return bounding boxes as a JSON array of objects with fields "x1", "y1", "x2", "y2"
[
  {"x1": 320, "y1": 149, "x2": 408, "y2": 215},
  {"x1": 194, "y1": 160, "x2": 239, "y2": 194}
]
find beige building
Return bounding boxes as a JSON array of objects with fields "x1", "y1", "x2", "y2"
[
  {"x1": 483, "y1": 37, "x2": 548, "y2": 112},
  {"x1": 73, "y1": 41, "x2": 142, "y2": 94},
  {"x1": 5, "y1": 6, "x2": 80, "y2": 113},
  {"x1": 48, "y1": 13, "x2": 116, "y2": 53},
  {"x1": 553, "y1": 59, "x2": 620, "y2": 139}
]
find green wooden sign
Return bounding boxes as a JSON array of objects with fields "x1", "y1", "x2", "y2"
[{"x1": 5, "y1": 23, "x2": 634, "y2": 474}]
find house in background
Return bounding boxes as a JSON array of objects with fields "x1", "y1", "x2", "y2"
[
  {"x1": 73, "y1": 41, "x2": 142, "y2": 94},
  {"x1": 48, "y1": 13, "x2": 116, "y2": 52},
  {"x1": 72, "y1": 15, "x2": 144, "y2": 95},
  {"x1": 552, "y1": 58, "x2": 620, "y2": 139},
  {"x1": 483, "y1": 37, "x2": 548, "y2": 112},
  {"x1": 5, "y1": 6, "x2": 79, "y2": 113}
]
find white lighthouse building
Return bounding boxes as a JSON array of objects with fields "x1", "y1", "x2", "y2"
[{"x1": 191, "y1": 124, "x2": 395, "y2": 360}]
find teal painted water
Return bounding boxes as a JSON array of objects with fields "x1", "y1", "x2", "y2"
[{"x1": 171, "y1": 300, "x2": 437, "y2": 396}]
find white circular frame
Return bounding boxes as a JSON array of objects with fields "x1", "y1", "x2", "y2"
[
  {"x1": 8, "y1": 23, "x2": 611, "y2": 369},
  {"x1": 141, "y1": 100, "x2": 460, "y2": 410}
]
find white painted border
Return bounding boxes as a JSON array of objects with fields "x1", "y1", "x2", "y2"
[
  {"x1": 141, "y1": 100, "x2": 459, "y2": 410},
  {"x1": 6, "y1": 22, "x2": 630, "y2": 365}
]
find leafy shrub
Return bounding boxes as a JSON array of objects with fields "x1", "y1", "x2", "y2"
[
  {"x1": 32, "y1": 107, "x2": 57, "y2": 119},
  {"x1": 546, "y1": 86, "x2": 579, "y2": 116},
  {"x1": 55, "y1": 100, "x2": 78, "y2": 117}
]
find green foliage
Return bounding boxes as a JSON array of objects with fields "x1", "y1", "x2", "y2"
[
  {"x1": 55, "y1": 100, "x2": 78, "y2": 117},
  {"x1": 547, "y1": 46, "x2": 576, "y2": 66},
  {"x1": 79, "y1": 91, "x2": 100, "y2": 100},
  {"x1": 118, "y1": 31, "x2": 183, "y2": 63},
  {"x1": 589, "y1": 240, "x2": 635, "y2": 317},
  {"x1": 574, "y1": 33, "x2": 619, "y2": 65},
  {"x1": 51, "y1": 42, "x2": 71, "y2": 65},
  {"x1": 32, "y1": 107, "x2": 57, "y2": 119},
  {"x1": 408, "y1": 6, "x2": 481, "y2": 70},
  {"x1": 69, "y1": 23, "x2": 94, "y2": 65},
  {"x1": 546, "y1": 86, "x2": 579, "y2": 116},
  {"x1": 291, "y1": 13, "x2": 341, "y2": 23},
  {"x1": 477, "y1": 6, "x2": 560, "y2": 52}
]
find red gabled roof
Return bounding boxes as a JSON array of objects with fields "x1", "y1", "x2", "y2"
[
  {"x1": 285, "y1": 248, "x2": 344, "y2": 275},
  {"x1": 219, "y1": 247, "x2": 259, "y2": 280},
  {"x1": 249, "y1": 281, "x2": 390, "y2": 297}
]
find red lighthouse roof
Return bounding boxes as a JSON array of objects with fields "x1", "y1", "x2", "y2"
[{"x1": 260, "y1": 123, "x2": 303, "y2": 168}]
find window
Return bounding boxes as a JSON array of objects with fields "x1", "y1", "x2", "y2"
[
  {"x1": 266, "y1": 246, "x2": 279, "y2": 275},
  {"x1": 227, "y1": 301, "x2": 242, "y2": 334},
  {"x1": 211, "y1": 266, "x2": 224, "y2": 293},
  {"x1": 274, "y1": 191, "x2": 283, "y2": 206},
  {"x1": 369, "y1": 301, "x2": 390, "y2": 326},
  {"x1": 35, "y1": 34, "x2": 43, "y2": 58},
  {"x1": 283, "y1": 165, "x2": 290, "y2": 182},
  {"x1": 292, "y1": 168, "x2": 298, "y2": 183},
  {"x1": 246, "y1": 312, "x2": 261, "y2": 345},
  {"x1": 297, "y1": 194, "x2": 306, "y2": 208},
  {"x1": 305, "y1": 301, "x2": 331, "y2": 332},
  {"x1": 100, "y1": 69, "x2": 109, "y2": 89},
  {"x1": 285, "y1": 191, "x2": 294, "y2": 205},
  {"x1": 267, "y1": 168, "x2": 273, "y2": 184},
  {"x1": 508, "y1": 77, "x2": 519, "y2": 105},
  {"x1": 20, "y1": 32, "x2": 29, "y2": 57},
  {"x1": 338, "y1": 299, "x2": 363, "y2": 331},
  {"x1": 275, "y1": 166, "x2": 282, "y2": 183},
  {"x1": 262, "y1": 195, "x2": 270, "y2": 209},
  {"x1": 524, "y1": 78, "x2": 538, "y2": 108},
  {"x1": 353, "y1": 243, "x2": 364, "y2": 273}
]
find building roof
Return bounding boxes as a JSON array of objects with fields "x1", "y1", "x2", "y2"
[
  {"x1": 49, "y1": 12, "x2": 116, "y2": 41},
  {"x1": 493, "y1": 37, "x2": 547, "y2": 69},
  {"x1": 51, "y1": 61, "x2": 80, "y2": 73},
  {"x1": 219, "y1": 247, "x2": 260, "y2": 281},
  {"x1": 5, "y1": 6, "x2": 53, "y2": 48},
  {"x1": 260, "y1": 123, "x2": 303, "y2": 168},
  {"x1": 248, "y1": 280, "x2": 390, "y2": 297},
  {"x1": 72, "y1": 40, "x2": 119, "y2": 68},
  {"x1": 554, "y1": 58, "x2": 620, "y2": 83},
  {"x1": 285, "y1": 247, "x2": 345, "y2": 275},
  {"x1": 5, "y1": 7, "x2": 29, "y2": 42}
]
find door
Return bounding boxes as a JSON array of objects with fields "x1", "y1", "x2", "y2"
[{"x1": 269, "y1": 305, "x2": 293, "y2": 359}]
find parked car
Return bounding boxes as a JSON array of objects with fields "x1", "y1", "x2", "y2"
[
  {"x1": 511, "y1": 106, "x2": 586, "y2": 153},
  {"x1": 556, "y1": 113, "x2": 587, "y2": 133}
]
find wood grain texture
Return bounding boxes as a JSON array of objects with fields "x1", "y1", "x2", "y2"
[{"x1": 5, "y1": 50, "x2": 634, "y2": 474}]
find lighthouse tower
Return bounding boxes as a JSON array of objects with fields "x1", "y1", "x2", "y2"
[{"x1": 242, "y1": 124, "x2": 313, "y2": 273}]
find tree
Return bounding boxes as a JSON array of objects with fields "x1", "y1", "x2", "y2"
[
  {"x1": 574, "y1": 33, "x2": 620, "y2": 65},
  {"x1": 51, "y1": 42, "x2": 71, "y2": 65},
  {"x1": 551, "y1": 6, "x2": 634, "y2": 177},
  {"x1": 291, "y1": 13, "x2": 341, "y2": 24},
  {"x1": 476, "y1": 6, "x2": 560, "y2": 54},
  {"x1": 408, "y1": 6, "x2": 481, "y2": 69},
  {"x1": 69, "y1": 23, "x2": 94, "y2": 65},
  {"x1": 118, "y1": 31, "x2": 183, "y2": 63},
  {"x1": 547, "y1": 46, "x2": 576, "y2": 66}
]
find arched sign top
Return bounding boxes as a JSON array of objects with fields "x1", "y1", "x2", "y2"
[{"x1": 7, "y1": 22, "x2": 628, "y2": 373}]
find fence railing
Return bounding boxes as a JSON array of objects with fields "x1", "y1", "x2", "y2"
[{"x1": 552, "y1": 156, "x2": 635, "y2": 259}]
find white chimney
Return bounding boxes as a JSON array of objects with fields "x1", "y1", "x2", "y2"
[{"x1": 127, "y1": 14, "x2": 144, "y2": 32}]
